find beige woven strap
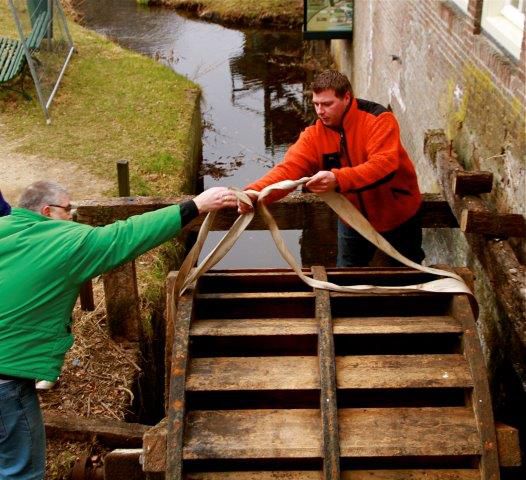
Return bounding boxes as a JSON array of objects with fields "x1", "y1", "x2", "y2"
[{"x1": 174, "y1": 177, "x2": 474, "y2": 308}]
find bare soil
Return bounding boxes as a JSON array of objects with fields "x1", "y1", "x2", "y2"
[{"x1": 0, "y1": 130, "x2": 112, "y2": 205}]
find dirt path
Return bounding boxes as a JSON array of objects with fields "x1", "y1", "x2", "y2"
[{"x1": 0, "y1": 130, "x2": 112, "y2": 205}]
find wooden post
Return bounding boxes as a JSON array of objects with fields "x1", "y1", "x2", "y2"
[
  {"x1": 117, "y1": 159, "x2": 131, "y2": 197},
  {"x1": 78, "y1": 280, "x2": 95, "y2": 311},
  {"x1": 102, "y1": 261, "x2": 140, "y2": 341},
  {"x1": 102, "y1": 160, "x2": 140, "y2": 341}
]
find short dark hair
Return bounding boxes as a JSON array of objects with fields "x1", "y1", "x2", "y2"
[{"x1": 311, "y1": 70, "x2": 353, "y2": 99}]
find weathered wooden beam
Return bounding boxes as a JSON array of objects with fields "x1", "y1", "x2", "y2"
[
  {"x1": 75, "y1": 192, "x2": 458, "y2": 229},
  {"x1": 43, "y1": 412, "x2": 147, "y2": 447},
  {"x1": 103, "y1": 261, "x2": 140, "y2": 341},
  {"x1": 425, "y1": 130, "x2": 526, "y2": 387},
  {"x1": 495, "y1": 421, "x2": 522, "y2": 467},
  {"x1": 425, "y1": 132, "x2": 525, "y2": 237},
  {"x1": 474, "y1": 236, "x2": 526, "y2": 384},
  {"x1": 143, "y1": 418, "x2": 167, "y2": 473},
  {"x1": 79, "y1": 280, "x2": 95, "y2": 311},
  {"x1": 166, "y1": 286, "x2": 195, "y2": 479},
  {"x1": 453, "y1": 170, "x2": 493, "y2": 196},
  {"x1": 164, "y1": 272, "x2": 177, "y2": 409},
  {"x1": 450, "y1": 295, "x2": 500, "y2": 478},
  {"x1": 103, "y1": 449, "x2": 143, "y2": 480},
  {"x1": 166, "y1": 472, "x2": 480, "y2": 479},
  {"x1": 312, "y1": 266, "x2": 340, "y2": 480},
  {"x1": 459, "y1": 202, "x2": 525, "y2": 237},
  {"x1": 139, "y1": 416, "x2": 522, "y2": 474},
  {"x1": 182, "y1": 407, "x2": 478, "y2": 458}
]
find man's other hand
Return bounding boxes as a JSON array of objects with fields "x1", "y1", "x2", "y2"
[
  {"x1": 193, "y1": 187, "x2": 238, "y2": 214},
  {"x1": 305, "y1": 171, "x2": 338, "y2": 193},
  {"x1": 237, "y1": 191, "x2": 257, "y2": 215}
]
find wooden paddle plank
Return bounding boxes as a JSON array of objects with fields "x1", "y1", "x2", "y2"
[
  {"x1": 337, "y1": 354, "x2": 472, "y2": 389},
  {"x1": 338, "y1": 407, "x2": 481, "y2": 457},
  {"x1": 185, "y1": 471, "x2": 480, "y2": 480},
  {"x1": 196, "y1": 292, "x2": 314, "y2": 300},
  {"x1": 143, "y1": 418, "x2": 514, "y2": 474},
  {"x1": 197, "y1": 270, "x2": 312, "y2": 293},
  {"x1": 186, "y1": 355, "x2": 472, "y2": 392},
  {"x1": 183, "y1": 408, "x2": 480, "y2": 459},
  {"x1": 190, "y1": 318, "x2": 317, "y2": 336},
  {"x1": 334, "y1": 317, "x2": 462, "y2": 334},
  {"x1": 183, "y1": 409, "x2": 322, "y2": 459},
  {"x1": 186, "y1": 356, "x2": 318, "y2": 391},
  {"x1": 190, "y1": 316, "x2": 461, "y2": 337},
  {"x1": 197, "y1": 291, "x2": 449, "y2": 302}
]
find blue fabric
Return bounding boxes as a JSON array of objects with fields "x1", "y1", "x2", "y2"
[
  {"x1": 0, "y1": 193, "x2": 10, "y2": 217},
  {"x1": 336, "y1": 212, "x2": 425, "y2": 267},
  {"x1": 0, "y1": 380, "x2": 45, "y2": 480}
]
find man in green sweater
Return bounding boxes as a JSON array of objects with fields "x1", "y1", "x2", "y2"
[{"x1": 0, "y1": 180, "x2": 237, "y2": 480}]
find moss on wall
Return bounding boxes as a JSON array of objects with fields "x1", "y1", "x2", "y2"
[{"x1": 444, "y1": 64, "x2": 522, "y2": 165}]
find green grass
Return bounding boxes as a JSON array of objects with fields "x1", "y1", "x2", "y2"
[
  {"x1": 0, "y1": 3, "x2": 200, "y2": 197},
  {"x1": 158, "y1": 0, "x2": 303, "y2": 28}
]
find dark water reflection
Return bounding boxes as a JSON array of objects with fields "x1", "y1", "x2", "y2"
[{"x1": 79, "y1": 0, "x2": 317, "y2": 267}]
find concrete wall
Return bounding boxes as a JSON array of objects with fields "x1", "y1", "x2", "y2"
[{"x1": 331, "y1": 0, "x2": 525, "y2": 465}]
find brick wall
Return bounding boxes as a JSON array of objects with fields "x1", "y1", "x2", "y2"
[
  {"x1": 331, "y1": 0, "x2": 525, "y2": 470},
  {"x1": 333, "y1": 0, "x2": 524, "y2": 207}
]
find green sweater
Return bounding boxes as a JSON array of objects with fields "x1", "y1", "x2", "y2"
[{"x1": 0, "y1": 204, "x2": 190, "y2": 381}]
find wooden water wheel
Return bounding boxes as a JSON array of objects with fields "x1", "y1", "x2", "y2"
[{"x1": 142, "y1": 267, "x2": 521, "y2": 479}]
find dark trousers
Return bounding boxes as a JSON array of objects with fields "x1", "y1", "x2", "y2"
[{"x1": 336, "y1": 212, "x2": 425, "y2": 267}]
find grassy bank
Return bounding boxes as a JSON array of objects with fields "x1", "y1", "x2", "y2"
[
  {"x1": 155, "y1": 0, "x2": 303, "y2": 29},
  {"x1": 0, "y1": 2, "x2": 200, "y2": 197}
]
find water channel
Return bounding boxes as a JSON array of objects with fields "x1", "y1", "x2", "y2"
[{"x1": 78, "y1": 0, "x2": 320, "y2": 268}]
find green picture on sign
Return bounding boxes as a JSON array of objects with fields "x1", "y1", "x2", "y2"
[{"x1": 304, "y1": 0, "x2": 353, "y2": 39}]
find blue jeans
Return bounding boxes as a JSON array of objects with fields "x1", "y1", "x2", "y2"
[
  {"x1": 0, "y1": 380, "x2": 45, "y2": 480},
  {"x1": 337, "y1": 212, "x2": 425, "y2": 267}
]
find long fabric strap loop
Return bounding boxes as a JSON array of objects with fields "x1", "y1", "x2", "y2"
[{"x1": 174, "y1": 177, "x2": 475, "y2": 314}]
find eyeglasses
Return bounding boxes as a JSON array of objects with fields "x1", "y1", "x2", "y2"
[{"x1": 48, "y1": 204, "x2": 72, "y2": 213}]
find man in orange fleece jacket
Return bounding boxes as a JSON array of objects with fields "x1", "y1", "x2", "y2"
[{"x1": 239, "y1": 69, "x2": 424, "y2": 267}]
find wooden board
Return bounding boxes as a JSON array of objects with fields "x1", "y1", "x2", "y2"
[
  {"x1": 43, "y1": 412, "x2": 146, "y2": 447},
  {"x1": 186, "y1": 354, "x2": 472, "y2": 391},
  {"x1": 182, "y1": 408, "x2": 480, "y2": 460},
  {"x1": 185, "y1": 470, "x2": 480, "y2": 479},
  {"x1": 190, "y1": 316, "x2": 462, "y2": 337},
  {"x1": 143, "y1": 417, "x2": 518, "y2": 475},
  {"x1": 75, "y1": 192, "x2": 457, "y2": 229}
]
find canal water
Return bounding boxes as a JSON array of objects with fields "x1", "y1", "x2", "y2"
[{"x1": 78, "y1": 0, "x2": 318, "y2": 268}]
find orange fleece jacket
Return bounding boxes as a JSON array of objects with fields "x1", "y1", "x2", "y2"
[{"x1": 245, "y1": 98, "x2": 422, "y2": 232}]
